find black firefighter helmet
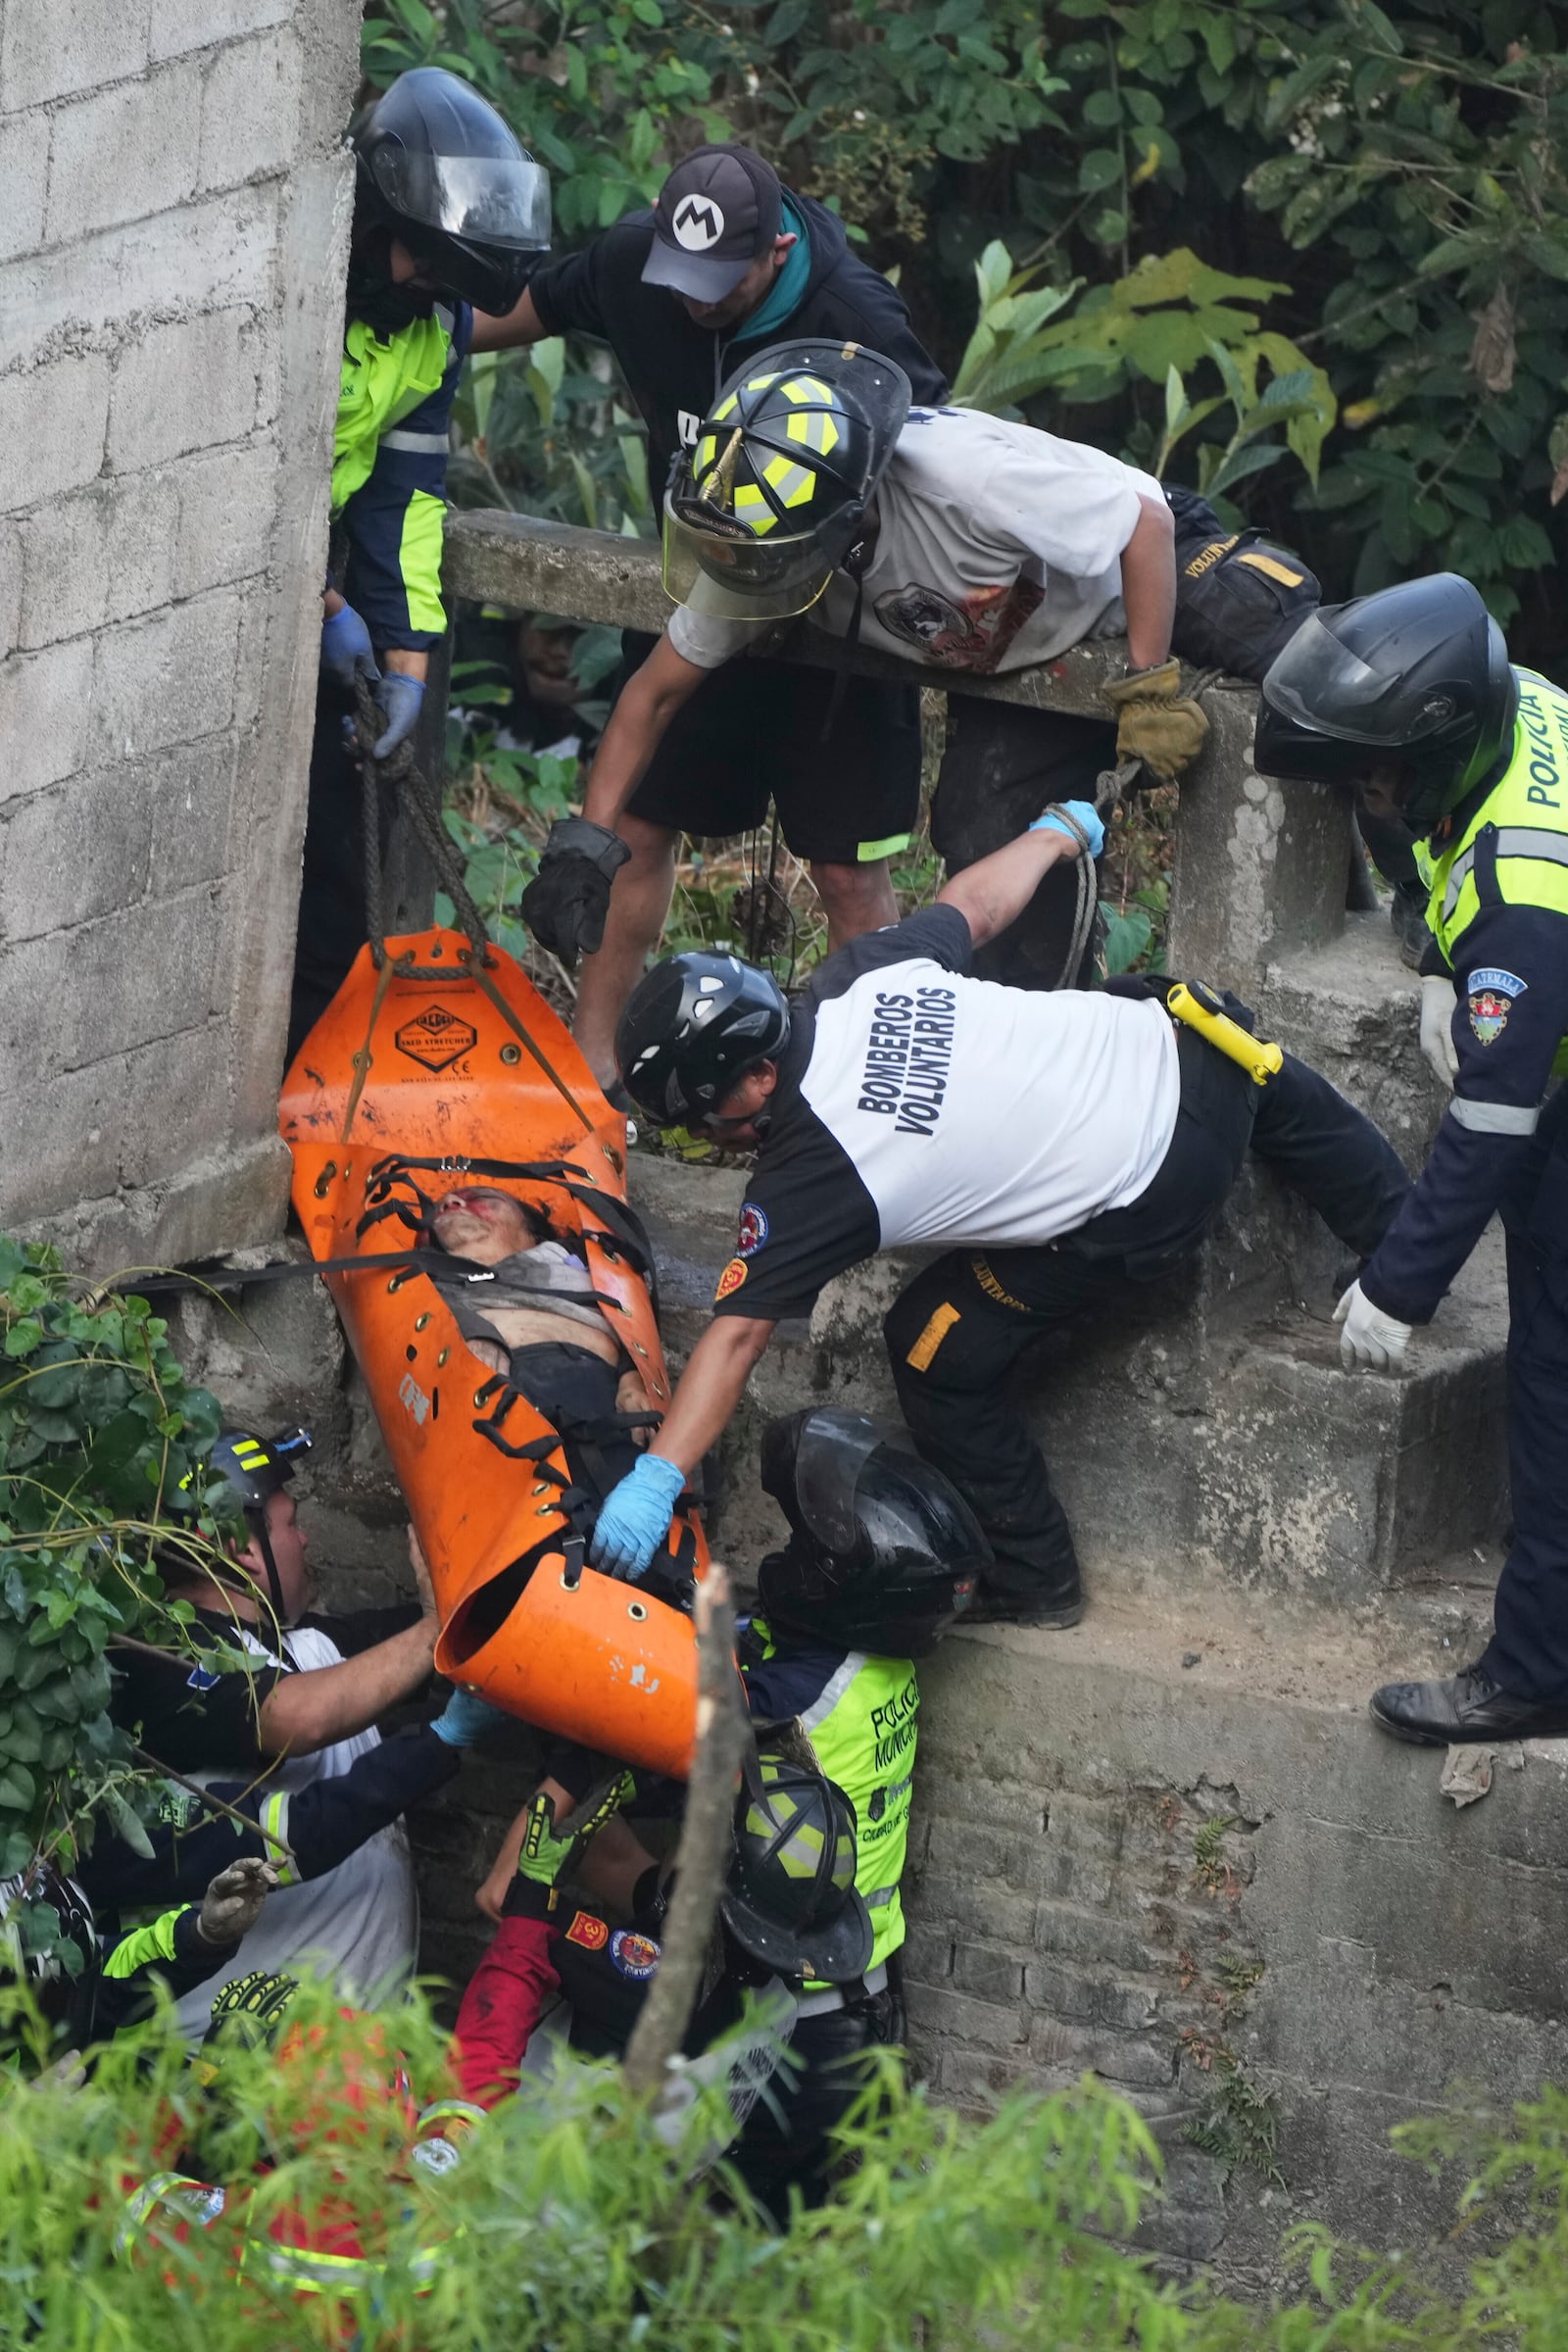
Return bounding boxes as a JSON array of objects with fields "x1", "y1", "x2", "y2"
[
  {"x1": 758, "y1": 1407, "x2": 987, "y2": 1658},
  {"x1": 170, "y1": 1428, "x2": 312, "y2": 1619},
  {"x1": 1254, "y1": 572, "x2": 1518, "y2": 831},
  {"x1": 662, "y1": 338, "x2": 911, "y2": 621},
  {"x1": 720, "y1": 1754, "x2": 872, "y2": 1985},
  {"x1": 352, "y1": 69, "x2": 551, "y2": 318}
]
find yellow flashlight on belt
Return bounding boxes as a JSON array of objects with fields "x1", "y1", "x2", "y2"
[{"x1": 1164, "y1": 982, "x2": 1284, "y2": 1087}]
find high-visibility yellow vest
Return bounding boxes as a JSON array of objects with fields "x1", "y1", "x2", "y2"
[
  {"x1": 1426, "y1": 668, "x2": 1568, "y2": 1077},
  {"x1": 784, "y1": 1646, "x2": 918, "y2": 1982},
  {"x1": 332, "y1": 310, "x2": 456, "y2": 514}
]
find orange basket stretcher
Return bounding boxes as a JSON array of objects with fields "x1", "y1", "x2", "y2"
[{"x1": 279, "y1": 927, "x2": 706, "y2": 1778}]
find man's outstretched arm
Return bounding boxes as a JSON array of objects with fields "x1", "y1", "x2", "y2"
[
  {"x1": 589, "y1": 1316, "x2": 776, "y2": 1580},
  {"x1": 937, "y1": 812, "x2": 1097, "y2": 949},
  {"x1": 580, "y1": 632, "x2": 710, "y2": 833}
]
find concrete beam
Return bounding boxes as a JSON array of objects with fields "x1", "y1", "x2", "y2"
[
  {"x1": 442, "y1": 503, "x2": 1358, "y2": 995},
  {"x1": 442, "y1": 506, "x2": 1127, "y2": 723}
]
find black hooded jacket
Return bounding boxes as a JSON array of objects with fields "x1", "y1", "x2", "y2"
[{"x1": 527, "y1": 187, "x2": 948, "y2": 488}]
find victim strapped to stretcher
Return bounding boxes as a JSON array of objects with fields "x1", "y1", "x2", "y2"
[{"x1": 279, "y1": 926, "x2": 709, "y2": 1776}]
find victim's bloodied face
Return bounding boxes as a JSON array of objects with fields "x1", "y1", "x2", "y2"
[{"x1": 430, "y1": 1188, "x2": 535, "y2": 1264}]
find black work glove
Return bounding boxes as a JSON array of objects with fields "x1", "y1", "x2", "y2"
[{"x1": 519, "y1": 817, "x2": 632, "y2": 960}]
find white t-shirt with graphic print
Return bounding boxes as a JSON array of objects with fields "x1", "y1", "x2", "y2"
[{"x1": 667, "y1": 406, "x2": 1161, "y2": 678}]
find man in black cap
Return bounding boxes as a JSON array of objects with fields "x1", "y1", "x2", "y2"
[{"x1": 477, "y1": 144, "x2": 947, "y2": 1091}]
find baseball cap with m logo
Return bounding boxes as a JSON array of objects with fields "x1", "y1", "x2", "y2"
[{"x1": 642, "y1": 144, "x2": 784, "y2": 303}]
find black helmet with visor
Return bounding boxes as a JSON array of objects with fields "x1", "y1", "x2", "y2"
[
  {"x1": 1254, "y1": 572, "x2": 1518, "y2": 831},
  {"x1": 0, "y1": 1862, "x2": 101, "y2": 2050},
  {"x1": 663, "y1": 339, "x2": 910, "y2": 624},
  {"x1": 353, "y1": 69, "x2": 551, "y2": 317},
  {"x1": 759, "y1": 1407, "x2": 986, "y2": 1657}
]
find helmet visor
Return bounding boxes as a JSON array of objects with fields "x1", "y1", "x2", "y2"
[
  {"x1": 662, "y1": 491, "x2": 834, "y2": 620},
  {"x1": 1263, "y1": 611, "x2": 1447, "y2": 748},
  {"x1": 793, "y1": 1409, "x2": 918, "y2": 1555},
  {"x1": 372, "y1": 149, "x2": 552, "y2": 250}
]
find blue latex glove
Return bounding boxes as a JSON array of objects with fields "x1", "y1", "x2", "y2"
[
  {"x1": 320, "y1": 602, "x2": 379, "y2": 692},
  {"x1": 370, "y1": 670, "x2": 426, "y2": 759},
  {"x1": 590, "y1": 1453, "x2": 686, "y2": 1583},
  {"x1": 430, "y1": 1688, "x2": 511, "y2": 1747},
  {"x1": 1030, "y1": 800, "x2": 1105, "y2": 859}
]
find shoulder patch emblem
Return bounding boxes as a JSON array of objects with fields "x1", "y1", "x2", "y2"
[
  {"x1": 737, "y1": 1202, "x2": 769, "y2": 1256},
  {"x1": 185, "y1": 1662, "x2": 222, "y2": 1692},
  {"x1": 714, "y1": 1256, "x2": 749, "y2": 1301},
  {"x1": 610, "y1": 1929, "x2": 661, "y2": 1981},
  {"x1": 564, "y1": 1911, "x2": 609, "y2": 1951},
  {"x1": 1467, "y1": 975, "x2": 1522, "y2": 1046}
]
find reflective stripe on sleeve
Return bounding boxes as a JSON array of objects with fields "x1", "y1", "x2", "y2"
[
  {"x1": 381, "y1": 428, "x2": 450, "y2": 454},
  {"x1": 1447, "y1": 1097, "x2": 1540, "y2": 1134},
  {"x1": 398, "y1": 487, "x2": 447, "y2": 636},
  {"x1": 1443, "y1": 828, "x2": 1568, "y2": 925},
  {"x1": 261, "y1": 1790, "x2": 296, "y2": 1885}
]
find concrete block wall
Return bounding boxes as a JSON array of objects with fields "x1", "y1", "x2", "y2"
[{"x1": 0, "y1": 0, "x2": 363, "y2": 1271}]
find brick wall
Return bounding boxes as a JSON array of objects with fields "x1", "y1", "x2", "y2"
[{"x1": 0, "y1": 0, "x2": 362, "y2": 1269}]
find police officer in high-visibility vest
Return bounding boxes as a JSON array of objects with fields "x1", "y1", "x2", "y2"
[
  {"x1": 733, "y1": 1405, "x2": 986, "y2": 2205},
  {"x1": 289, "y1": 71, "x2": 551, "y2": 1054},
  {"x1": 1255, "y1": 572, "x2": 1568, "y2": 1743}
]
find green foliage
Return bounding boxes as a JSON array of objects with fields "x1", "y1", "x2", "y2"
[
  {"x1": 364, "y1": 2, "x2": 1568, "y2": 659},
  {"x1": 24, "y1": 1984, "x2": 1568, "y2": 2346},
  {"x1": 450, "y1": 338, "x2": 654, "y2": 539},
  {"x1": 1187, "y1": 2061, "x2": 1286, "y2": 2190},
  {"x1": 1191, "y1": 1813, "x2": 1236, "y2": 1878},
  {"x1": 954, "y1": 244, "x2": 1336, "y2": 520},
  {"x1": 0, "y1": 1983, "x2": 1202, "y2": 2348},
  {"x1": 0, "y1": 1238, "x2": 224, "y2": 1886},
  {"x1": 1239, "y1": 2, "x2": 1568, "y2": 622}
]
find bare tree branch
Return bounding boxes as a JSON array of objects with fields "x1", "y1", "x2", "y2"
[{"x1": 622, "y1": 1566, "x2": 747, "y2": 2094}]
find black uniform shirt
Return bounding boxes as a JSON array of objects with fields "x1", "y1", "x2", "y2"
[
  {"x1": 1362, "y1": 887, "x2": 1568, "y2": 1325},
  {"x1": 110, "y1": 1604, "x2": 422, "y2": 1775}
]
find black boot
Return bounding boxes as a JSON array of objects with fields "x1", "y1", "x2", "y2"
[
  {"x1": 960, "y1": 1574, "x2": 1084, "y2": 1631},
  {"x1": 1369, "y1": 1663, "x2": 1568, "y2": 1744}
]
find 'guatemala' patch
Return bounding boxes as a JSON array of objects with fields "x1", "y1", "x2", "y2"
[
  {"x1": 736, "y1": 1202, "x2": 769, "y2": 1256},
  {"x1": 564, "y1": 1911, "x2": 609, "y2": 1952},
  {"x1": 610, "y1": 1929, "x2": 661, "y2": 1982},
  {"x1": 1467, "y1": 965, "x2": 1526, "y2": 1046},
  {"x1": 714, "y1": 1256, "x2": 749, "y2": 1301}
]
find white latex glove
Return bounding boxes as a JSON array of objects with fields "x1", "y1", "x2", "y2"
[
  {"x1": 197, "y1": 1857, "x2": 279, "y2": 1947},
  {"x1": 1419, "y1": 974, "x2": 1459, "y2": 1089},
  {"x1": 1334, "y1": 1281, "x2": 1412, "y2": 1374}
]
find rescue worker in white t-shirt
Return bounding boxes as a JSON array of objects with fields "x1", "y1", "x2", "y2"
[
  {"x1": 539, "y1": 338, "x2": 1210, "y2": 1082},
  {"x1": 588, "y1": 819, "x2": 1412, "y2": 1626}
]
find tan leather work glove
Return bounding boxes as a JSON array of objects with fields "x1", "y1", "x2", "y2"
[
  {"x1": 197, "y1": 1858, "x2": 279, "y2": 1948},
  {"x1": 1102, "y1": 659, "x2": 1209, "y2": 782}
]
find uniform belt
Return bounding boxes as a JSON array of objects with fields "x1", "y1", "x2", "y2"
[{"x1": 796, "y1": 1960, "x2": 888, "y2": 2019}]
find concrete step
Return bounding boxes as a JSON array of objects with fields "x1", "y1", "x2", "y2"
[{"x1": 1260, "y1": 908, "x2": 1446, "y2": 1170}]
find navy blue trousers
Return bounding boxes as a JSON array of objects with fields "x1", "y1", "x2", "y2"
[{"x1": 1482, "y1": 1086, "x2": 1568, "y2": 1700}]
